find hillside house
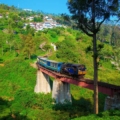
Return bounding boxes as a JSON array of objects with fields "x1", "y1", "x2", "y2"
[
  {"x1": 24, "y1": 15, "x2": 63, "y2": 31},
  {"x1": 27, "y1": 16, "x2": 34, "y2": 21}
]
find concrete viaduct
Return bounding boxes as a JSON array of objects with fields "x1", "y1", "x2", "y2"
[{"x1": 34, "y1": 64, "x2": 120, "y2": 110}]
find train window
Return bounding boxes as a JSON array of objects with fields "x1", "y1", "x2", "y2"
[
  {"x1": 50, "y1": 62, "x2": 54, "y2": 67},
  {"x1": 73, "y1": 66, "x2": 77, "y2": 71},
  {"x1": 40, "y1": 60, "x2": 46, "y2": 64},
  {"x1": 50, "y1": 63, "x2": 52, "y2": 66},
  {"x1": 47, "y1": 62, "x2": 50, "y2": 66},
  {"x1": 79, "y1": 65, "x2": 85, "y2": 70},
  {"x1": 54, "y1": 63, "x2": 58, "y2": 68},
  {"x1": 50, "y1": 62, "x2": 57, "y2": 68}
]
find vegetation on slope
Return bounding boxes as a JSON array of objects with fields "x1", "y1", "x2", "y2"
[
  {"x1": 0, "y1": 58, "x2": 107, "y2": 119},
  {"x1": 0, "y1": 4, "x2": 120, "y2": 120}
]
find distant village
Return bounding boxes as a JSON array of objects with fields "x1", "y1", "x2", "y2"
[
  {"x1": 24, "y1": 16, "x2": 64, "y2": 31},
  {"x1": 0, "y1": 13, "x2": 65, "y2": 32}
]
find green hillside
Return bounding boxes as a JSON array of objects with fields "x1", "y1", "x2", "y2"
[{"x1": 0, "y1": 4, "x2": 120, "y2": 120}]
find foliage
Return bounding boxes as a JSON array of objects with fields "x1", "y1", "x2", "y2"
[
  {"x1": 72, "y1": 110, "x2": 120, "y2": 120},
  {"x1": 56, "y1": 39, "x2": 79, "y2": 63},
  {"x1": 33, "y1": 16, "x2": 43, "y2": 22},
  {"x1": 0, "y1": 3, "x2": 120, "y2": 120},
  {"x1": 67, "y1": 0, "x2": 119, "y2": 114},
  {"x1": 20, "y1": 34, "x2": 35, "y2": 59}
]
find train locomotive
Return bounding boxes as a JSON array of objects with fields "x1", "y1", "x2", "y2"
[{"x1": 37, "y1": 57, "x2": 86, "y2": 76}]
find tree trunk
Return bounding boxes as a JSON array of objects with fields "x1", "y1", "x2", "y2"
[
  {"x1": 92, "y1": 0, "x2": 98, "y2": 114},
  {"x1": 93, "y1": 33, "x2": 98, "y2": 114}
]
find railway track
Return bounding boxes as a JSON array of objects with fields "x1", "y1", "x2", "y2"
[{"x1": 37, "y1": 64, "x2": 120, "y2": 94}]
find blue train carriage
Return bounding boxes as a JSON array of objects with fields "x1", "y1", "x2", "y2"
[
  {"x1": 45, "y1": 59, "x2": 64, "y2": 72},
  {"x1": 37, "y1": 56, "x2": 48, "y2": 67},
  {"x1": 37, "y1": 57, "x2": 86, "y2": 76},
  {"x1": 37, "y1": 57, "x2": 64, "y2": 72}
]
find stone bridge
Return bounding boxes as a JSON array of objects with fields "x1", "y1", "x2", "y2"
[{"x1": 34, "y1": 65, "x2": 120, "y2": 110}]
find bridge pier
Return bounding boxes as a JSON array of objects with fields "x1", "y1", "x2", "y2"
[
  {"x1": 34, "y1": 70, "x2": 51, "y2": 93},
  {"x1": 52, "y1": 80, "x2": 72, "y2": 104},
  {"x1": 104, "y1": 92, "x2": 120, "y2": 110}
]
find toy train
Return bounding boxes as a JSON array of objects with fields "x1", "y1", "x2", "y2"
[{"x1": 37, "y1": 57, "x2": 86, "y2": 76}]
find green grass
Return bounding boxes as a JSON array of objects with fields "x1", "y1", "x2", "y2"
[
  {"x1": 0, "y1": 59, "x2": 107, "y2": 119},
  {"x1": 0, "y1": 27, "x2": 120, "y2": 119},
  {"x1": 72, "y1": 110, "x2": 120, "y2": 120}
]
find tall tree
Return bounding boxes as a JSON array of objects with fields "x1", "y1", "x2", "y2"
[
  {"x1": 67, "y1": 0, "x2": 119, "y2": 114},
  {"x1": 20, "y1": 34, "x2": 35, "y2": 59}
]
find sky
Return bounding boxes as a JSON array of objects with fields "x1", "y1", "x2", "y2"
[{"x1": 0, "y1": 0, "x2": 70, "y2": 15}]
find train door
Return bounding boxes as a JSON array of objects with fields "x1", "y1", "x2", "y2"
[
  {"x1": 73, "y1": 66, "x2": 78, "y2": 75},
  {"x1": 57, "y1": 63, "x2": 62, "y2": 72},
  {"x1": 47, "y1": 61, "x2": 50, "y2": 66}
]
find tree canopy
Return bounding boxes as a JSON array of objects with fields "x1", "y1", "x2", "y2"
[
  {"x1": 67, "y1": 0, "x2": 119, "y2": 36},
  {"x1": 67, "y1": 0, "x2": 119, "y2": 114}
]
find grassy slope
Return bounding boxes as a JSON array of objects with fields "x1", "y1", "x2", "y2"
[
  {"x1": 0, "y1": 5, "x2": 119, "y2": 119},
  {"x1": 49, "y1": 28, "x2": 120, "y2": 85},
  {"x1": 0, "y1": 58, "x2": 107, "y2": 119},
  {"x1": 0, "y1": 28, "x2": 120, "y2": 119}
]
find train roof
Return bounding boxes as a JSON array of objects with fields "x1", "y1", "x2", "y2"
[
  {"x1": 46, "y1": 59, "x2": 63, "y2": 64},
  {"x1": 64, "y1": 63, "x2": 85, "y2": 66},
  {"x1": 38, "y1": 56, "x2": 63, "y2": 64}
]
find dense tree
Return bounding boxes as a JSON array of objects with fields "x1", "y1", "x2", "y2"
[
  {"x1": 97, "y1": 24, "x2": 112, "y2": 44},
  {"x1": 25, "y1": 24, "x2": 35, "y2": 35},
  {"x1": 33, "y1": 16, "x2": 43, "y2": 22},
  {"x1": 60, "y1": 13, "x2": 71, "y2": 25},
  {"x1": 0, "y1": 4, "x2": 10, "y2": 10},
  {"x1": 56, "y1": 39, "x2": 78, "y2": 62},
  {"x1": 67, "y1": 0, "x2": 119, "y2": 114},
  {"x1": 9, "y1": 13, "x2": 20, "y2": 21},
  {"x1": 20, "y1": 34, "x2": 35, "y2": 59},
  {"x1": 111, "y1": 26, "x2": 120, "y2": 46}
]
